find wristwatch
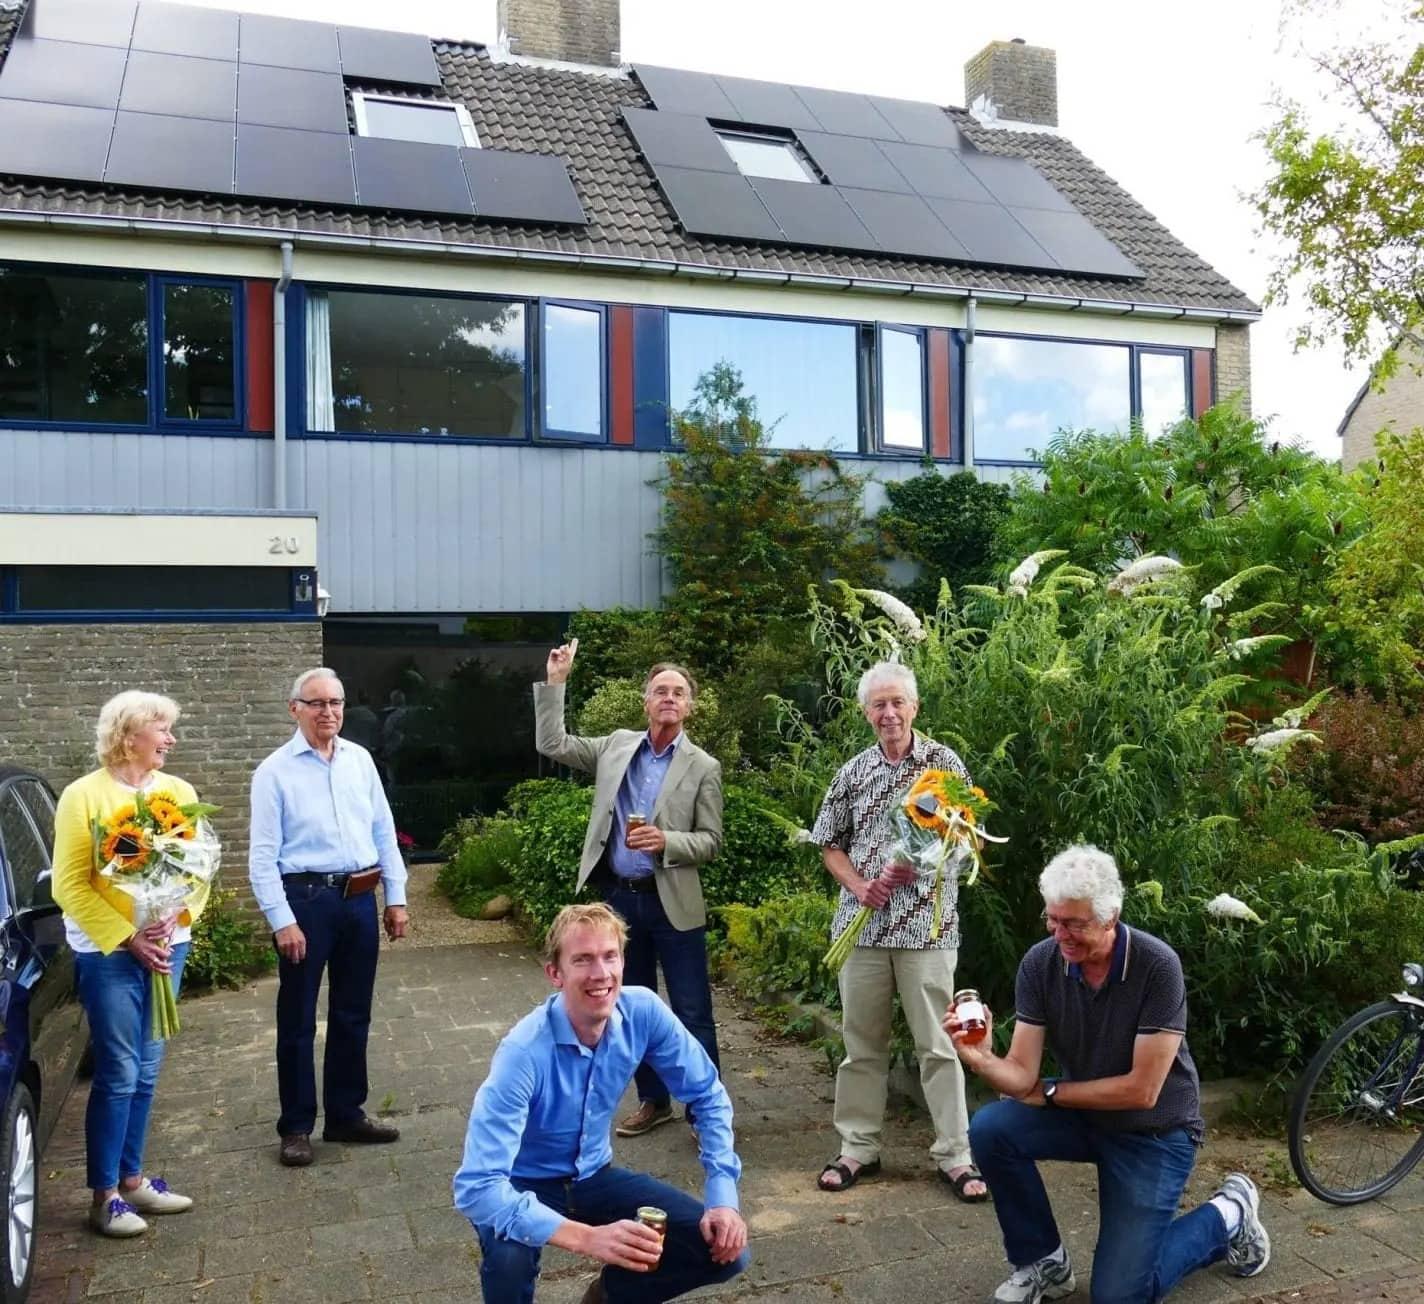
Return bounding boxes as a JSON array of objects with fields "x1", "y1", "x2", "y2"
[{"x1": 1042, "y1": 1077, "x2": 1060, "y2": 1107}]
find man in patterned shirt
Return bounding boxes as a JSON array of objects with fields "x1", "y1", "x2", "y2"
[{"x1": 809, "y1": 661, "x2": 987, "y2": 1201}]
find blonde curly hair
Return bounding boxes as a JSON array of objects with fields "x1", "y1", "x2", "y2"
[{"x1": 96, "y1": 691, "x2": 180, "y2": 769}]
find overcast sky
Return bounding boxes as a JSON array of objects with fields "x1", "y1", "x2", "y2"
[{"x1": 178, "y1": 0, "x2": 1373, "y2": 459}]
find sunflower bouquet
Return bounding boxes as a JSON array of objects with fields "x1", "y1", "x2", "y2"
[
  {"x1": 822, "y1": 770, "x2": 1006, "y2": 974},
  {"x1": 92, "y1": 790, "x2": 221, "y2": 1039}
]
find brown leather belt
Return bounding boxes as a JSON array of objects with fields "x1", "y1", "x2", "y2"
[{"x1": 290, "y1": 867, "x2": 381, "y2": 898}]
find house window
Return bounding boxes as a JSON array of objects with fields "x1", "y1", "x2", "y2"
[
  {"x1": 162, "y1": 281, "x2": 237, "y2": 422},
  {"x1": 1138, "y1": 349, "x2": 1190, "y2": 435},
  {"x1": 305, "y1": 288, "x2": 527, "y2": 438},
  {"x1": 668, "y1": 311, "x2": 859, "y2": 451},
  {"x1": 542, "y1": 303, "x2": 604, "y2": 440},
  {"x1": 4, "y1": 564, "x2": 308, "y2": 618},
  {"x1": 973, "y1": 335, "x2": 1132, "y2": 462},
  {"x1": 879, "y1": 325, "x2": 926, "y2": 452},
  {"x1": 0, "y1": 266, "x2": 148, "y2": 424},
  {"x1": 717, "y1": 130, "x2": 817, "y2": 183},
  {"x1": 352, "y1": 92, "x2": 479, "y2": 148}
]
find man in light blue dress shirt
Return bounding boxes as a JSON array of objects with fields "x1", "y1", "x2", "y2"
[
  {"x1": 249, "y1": 667, "x2": 409, "y2": 1168},
  {"x1": 454, "y1": 902, "x2": 749, "y2": 1304}
]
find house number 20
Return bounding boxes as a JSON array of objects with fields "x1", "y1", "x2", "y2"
[{"x1": 268, "y1": 536, "x2": 300, "y2": 554}]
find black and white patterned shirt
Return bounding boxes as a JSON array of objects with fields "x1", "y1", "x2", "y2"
[{"x1": 810, "y1": 732, "x2": 971, "y2": 950}]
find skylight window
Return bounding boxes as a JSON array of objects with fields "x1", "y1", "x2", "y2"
[
  {"x1": 716, "y1": 130, "x2": 816, "y2": 183},
  {"x1": 352, "y1": 92, "x2": 480, "y2": 148}
]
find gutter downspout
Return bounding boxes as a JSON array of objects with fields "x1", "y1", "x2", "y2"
[
  {"x1": 963, "y1": 294, "x2": 976, "y2": 471},
  {"x1": 273, "y1": 241, "x2": 293, "y2": 510}
]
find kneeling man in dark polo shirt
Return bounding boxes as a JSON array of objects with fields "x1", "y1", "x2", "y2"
[{"x1": 944, "y1": 845, "x2": 1270, "y2": 1304}]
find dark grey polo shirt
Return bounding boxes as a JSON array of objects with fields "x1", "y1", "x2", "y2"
[{"x1": 1015, "y1": 924, "x2": 1205, "y2": 1142}]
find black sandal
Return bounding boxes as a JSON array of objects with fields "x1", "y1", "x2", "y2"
[
  {"x1": 817, "y1": 1157, "x2": 881, "y2": 1192},
  {"x1": 939, "y1": 1165, "x2": 990, "y2": 1203}
]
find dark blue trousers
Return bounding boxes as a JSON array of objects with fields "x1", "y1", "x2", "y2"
[
  {"x1": 607, "y1": 884, "x2": 720, "y2": 1114},
  {"x1": 474, "y1": 1164, "x2": 749, "y2": 1303},
  {"x1": 274, "y1": 878, "x2": 379, "y2": 1136}
]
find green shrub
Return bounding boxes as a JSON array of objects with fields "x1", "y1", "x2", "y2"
[
  {"x1": 563, "y1": 608, "x2": 674, "y2": 711},
  {"x1": 184, "y1": 887, "x2": 274, "y2": 990},
  {"x1": 575, "y1": 678, "x2": 741, "y2": 774},
  {"x1": 436, "y1": 813, "x2": 522, "y2": 918},
  {"x1": 719, "y1": 893, "x2": 838, "y2": 1007},
  {"x1": 504, "y1": 779, "x2": 598, "y2": 934},
  {"x1": 701, "y1": 784, "x2": 824, "y2": 914}
]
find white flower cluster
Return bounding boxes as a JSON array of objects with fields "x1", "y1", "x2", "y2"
[
  {"x1": 1205, "y1": 893, "x2": 1264, "y2": 925},
  {"x1": 856, "y1": 589, "x2": 927, "y2": 643},
  {"x1": 1245, "y1": 728, "x2": 1321, "y2": 753},
  {"x1": 1107, "y1": 555, "x2": 1182, "y2": 596},
  {"x1": 1007, "y1": 550, "x2": 1063, "y2": 597}
]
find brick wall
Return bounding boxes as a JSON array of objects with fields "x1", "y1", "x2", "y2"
[
  {"x1": 497, "y1": 0, "x2": 619, "y2": 65},
  {"x1": 0, "y1": 621, "x2": 323, "y2": 912},
  {"x1": 964, "y1": 40, "x2": 1058, "y2": 127},
  {"x1": 1340, "y1": 348, "x2": 1424, "y2": 471},
  {"x1": 1214, "y1": 323, "x2": 1253, "y2": 413}
]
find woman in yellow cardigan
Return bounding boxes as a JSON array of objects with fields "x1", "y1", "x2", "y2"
[{"x1": 53, "y1": 691, "x2": 212, "y2": 1238}]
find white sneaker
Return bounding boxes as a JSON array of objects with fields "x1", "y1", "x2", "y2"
[
  {"x1": 1215, "y1": 1172, "x2": 1270, "y2": 1277},
  {"x1": 991, "y1": 1251, "x2": 1077, "y2": 1303},
  {"x1": 88, "y1": 1197, "x2": 147, "y2": 1237},
  {"x1": 122, "y1": 1176, "x2": 193, "y2": 1215}
]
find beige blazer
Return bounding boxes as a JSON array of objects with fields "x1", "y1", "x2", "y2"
[{"x1": 533, "y1": 682, "x2": 723, "y2": 931}]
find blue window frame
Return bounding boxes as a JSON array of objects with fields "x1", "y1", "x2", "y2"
[
  {"x1": 0, "y1": 262, "x2": 244, "y2": 433},
  {"x1": 540, "y1": 300, "x2": 606, "y2": 442},
  {"x1": 876, "y1": 324, "x2": 927, "y2": 454}
]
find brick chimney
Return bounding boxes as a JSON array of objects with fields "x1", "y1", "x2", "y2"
[
  {"x1": 963, "y1": 38, "x2": 1058, "y2": 127},
  {"x1": 496, "y1": 0, "x2": 620, "y2": 67}
]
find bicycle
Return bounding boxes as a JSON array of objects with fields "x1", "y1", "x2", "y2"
[{"x1": 1288, "y1": 962, "x2": 1424, "y2": 1204}]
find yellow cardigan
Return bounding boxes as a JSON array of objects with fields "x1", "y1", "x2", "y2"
[{"x1": 52, "y1": 768, "x2": 213, "y2": 955}]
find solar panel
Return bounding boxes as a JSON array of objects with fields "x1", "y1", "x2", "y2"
[
  {"x1": 461, "y1": 148, "x2": 585, "y2": 224},
  {"x1": 867, "y1": 96, "x2": 965, "y2": 149},
  {"x1": 131, "y1": 1, "x2": 238, "y2": 61},
  {"x1": 236, "y1": 123, "x2": 355, "y2": 206},
  {"x1": 653, "y1": 166, "x2": 783, "y2": 242},
  {"x1": 960, "y1": 153, "x2": 1074, "y2": 212},
  {"x1": 119, "y1": 50, "x2": 237, "y2": 122},
  {"x1": 877, "y1": 142, "x2": 994, "y2": 202},
  {"x1": 238, "y1": 13, "x2": 341, "y2": 74},
  {"x1": 1006, "y1": 205, "x2": 1143, "y2": 278},
  {"x1": 18, "y1": 0, "x2": 136, "y2": 49},
  {"x1": 839, "y1": 188, "x2": 969, "y2": 260},
  {"x1": 633, "y1": 65, "x2": 737, "y2": 121},
  {"x1": 714, "y1": 74, "x2": 819, "y2": 131},
  {"x1": 0, "y1": 36, "x2": 128, "y2": 110},
  {"x1": 924, "y1": 197, "x2": 1058, "y2": 270},
  {"x1": 337, "y1": 25, "x2": 441, "y2": 87},
  {"x1": 623, "y1": 107, "x2": 736, "y2": 173},
  {"x1": 797, "y1": 132, "x2": 909, "y2": 193},
  {"x1": 105, "y1": 110, "x2": 236, "y2": 193},
  {"x1": 748, "y1": 177, "x2": 873, "y2": 251},
  {"x1": 351, "y1": 135, "x2": 472, "y2": 215},
  {"x1": 0, "y1": 98, "x2": 113, "y2": 182},
  {"x1": 791, "y1": 85, "x2": 896, "y2": 139},
  {"x1": 237, "y1": 64, "x2": 347, "y2": 134}
]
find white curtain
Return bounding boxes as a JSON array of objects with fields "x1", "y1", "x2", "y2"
[{"x1": 305, "y1": 291, "x2": 335, "y2": 432}]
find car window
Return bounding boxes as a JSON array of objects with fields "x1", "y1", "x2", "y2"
[
  {"x1": 0, "y1": 786, "x2": 46, "y2": 911},
  {"x1": 14, "y1": 781, "x2": 55, "y2": 857}
]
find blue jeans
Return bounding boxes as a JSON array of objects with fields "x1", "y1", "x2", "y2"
[
  {"x1": 75, "y1": 942, "x2": 189, "y2": 1192},
  {"x1": 474, "y1": 1164, "x2": 749, "y2": 1303},
  {"x1": 274, "y1": 879, "x2": 379, "y2": 1136},
  {"x1": 607, "y1": 886, "x2": 720, "y2": 1115},
  {"x1": 970, "y1": 1100, "x2": 1228, "y2": 1303}
]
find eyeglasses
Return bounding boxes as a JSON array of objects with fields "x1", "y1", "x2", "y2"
[
  {"x1": 296, "y1": 697, "x2": 345, "y2": 710},
  {"x1": 1041, "y1": 909, "x2": 1096, "y2": 937}
]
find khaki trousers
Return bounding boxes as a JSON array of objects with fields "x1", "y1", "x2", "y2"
[{"x1": 833, "y1": 944, "x2": 973, "y2": 1169}]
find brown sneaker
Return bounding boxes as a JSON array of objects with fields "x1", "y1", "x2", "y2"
[
  {"x1": 279, "y1": 1134, "x2": 313, "y2": 1167},
  {"x1": 615, "y1": 1101, "x2": 674, "y2": 1137}
]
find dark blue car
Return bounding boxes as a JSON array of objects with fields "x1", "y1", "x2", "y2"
[{"x1": 0, "y1": 768, "x2": 86, "y2": 1304}]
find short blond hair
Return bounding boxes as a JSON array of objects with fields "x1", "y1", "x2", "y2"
[
  {"x1": 96, "y1": 691, "x2": 181, "y2": 768},
  {"x1": 543, "y1": 902, "x2": 629, "y2": 966}
]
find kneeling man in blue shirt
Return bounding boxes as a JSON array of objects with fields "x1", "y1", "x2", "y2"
[{"x1": 454, "y1": 903, "x2": 750, "y2": 1304}]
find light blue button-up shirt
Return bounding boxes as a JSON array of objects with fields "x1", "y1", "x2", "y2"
[
  {"x1": 453, "y1": 986, "x2": 741, "y2": 1246},
  {"x1": 609, "y1": 731, "x2": 681, "y2": 880},
  {"x1": 248, "y1": 730, "x2": 407, "y2": 932}
]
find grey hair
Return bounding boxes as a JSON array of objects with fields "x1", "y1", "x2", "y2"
[
  {"x1": 1039, "y1": 844, "x2": 1124, "y2": 924},
  {"x1": 96, "y1": 691, "x2": 180, "y2": 768},
  {"x1": 856, "y1": 661, "x2": 918, "y2": 709},
  {"x1": 289, "y1": 667, "x2": 343, "y2": 702}
]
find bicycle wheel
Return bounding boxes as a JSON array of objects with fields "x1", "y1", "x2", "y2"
[{"x1": 1289, "y1": 1000, "x2": 1424, "y2": 1204}]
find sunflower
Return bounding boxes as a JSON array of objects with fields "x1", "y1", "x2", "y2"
[
  {"x1": 148, "y1": 795, "x2": 194, "y2": 839},
  {"x1": 905, "y1": 771, "x2": 951, "y2": 833},
  {"x1": 101, "y1": 821, "x2": 152, "y2": 872}
]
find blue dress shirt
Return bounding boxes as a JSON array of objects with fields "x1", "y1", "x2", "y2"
[
  {"x1": 248, "y1": 730, "x2": 407, "y2": 932},
  {"x1": 453, "y1": 986, "x2": 741, "y2": 1246},
  {"x1": 609, "y1": 732, "x2": 681, "y2": 880}
]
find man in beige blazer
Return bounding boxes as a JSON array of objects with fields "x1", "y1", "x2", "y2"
[{"x1": 535, "y1": 641, "x2": 724, "y2": 1137}]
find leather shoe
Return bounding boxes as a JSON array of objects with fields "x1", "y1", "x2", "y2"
[
  {"x1": 614, "y1": 1100, "x2": 674, "y2": 1137},
  {"x1": 279, "y1": 1134, "x2": 313, "y2": 1167},
  {"x1": 322, "y1": 1115, "x2": 400, "y2": 1144}
]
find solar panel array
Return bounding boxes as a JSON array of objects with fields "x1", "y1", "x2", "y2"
[
  {"x1": 0, "y1": 0, "x2": 586, "y2": 224},
  {"x1": 628, "y1": 65, "x2": 1142, "y2": 279}
]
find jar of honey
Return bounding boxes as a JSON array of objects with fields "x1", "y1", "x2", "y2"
[
  {"x1": 625, "y1": 811, "x2": 647, "y2": 847},
  {"x1": 636, "y1": 1206, "x2": 667, "y2": 1266},
  {"x1": 953, "y1": 988, "x2": 987, "y2": 1043}
]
